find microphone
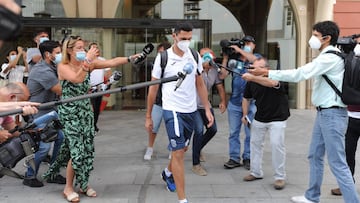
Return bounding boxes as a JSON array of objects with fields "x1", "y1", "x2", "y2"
[
  {"x1": 174, "y1": 63, "x2": 194, "y2": 91},
  {"x1": 228, "y1": 59, "x2": 238, "y2": 70},
  {"x1": 133, "y1": 43, "x2": 155, "y2": 64},
  {"x1": 202, "y1": 52, "x2": 221, "y2": 72}
]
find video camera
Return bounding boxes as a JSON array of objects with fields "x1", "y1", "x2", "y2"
[
  {"x1": 220, "y1": 38, "x2": 245, "y2": 59},
  {"x1": 0, "y1": 111, "x2": 62, "y2": 178},
  {"x1": 336, "y1": 34, "x2": 360, "y2": 54}
]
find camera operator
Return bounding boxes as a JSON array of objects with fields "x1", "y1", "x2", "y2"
[
  {"x1": 25, "y1": 40, "x2": 65, "y2": 187},
  {"x1": 331, "y1": 35, "x2": 360, "y2": 196},
  {"x1": 219, "y1": 35, "x2": 259, "y2": 170},
  {"x1": 0, "y1": 82, "x2": 38, "y2": 143}
]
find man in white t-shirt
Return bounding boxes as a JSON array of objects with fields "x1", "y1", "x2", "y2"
[
  {"x1": 145, "y1": 22, "x2": 214, "y2": 203},
  {"x1": 1, "y1": 46, "x2": 28, "y2": 84},
  {"x1": 89, "y1": 43, "x2": 111, "y2": 133}
]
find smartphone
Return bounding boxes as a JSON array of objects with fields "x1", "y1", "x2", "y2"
[{"x1": 245, "y1": 115, "x2": 251, "y2": 129}]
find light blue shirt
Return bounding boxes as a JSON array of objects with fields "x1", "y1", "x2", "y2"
[{"x1": 268, "y1": 45, "x2": 345, "y2": 108}]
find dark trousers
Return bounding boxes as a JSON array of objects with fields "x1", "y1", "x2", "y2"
[
  {"x1": 91, "y1": 96, "x2": 103, "y2": 131},
  {"x1": 345, "y1": 117, "x2": 360, "y2": 179},
  {"x1": 192, "y1": 108, "x2": 217, "y2": 165}
]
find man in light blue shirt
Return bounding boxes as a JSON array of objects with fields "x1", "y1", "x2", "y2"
[{"x1": 249, "y1": 20, "x2": 359, "y2": 203}]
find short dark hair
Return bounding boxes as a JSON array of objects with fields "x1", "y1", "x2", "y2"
[
  {"x1": 88, "y1": 42, "x2": 98, "y2": 50},
  {"x1": 174, "y1": 22, "x2": 193, "y2": 34},
  {"x1": 39, "y1": 40, "x2": 60, "y2": 59},
  {"x1": 312, "y1": 21, "x2": 339, "y2": 46},
  {"x1": 157, "y1": 41, "x2": 171, "y2": 51}
]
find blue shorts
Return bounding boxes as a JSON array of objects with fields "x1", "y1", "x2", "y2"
[
  {"x1": 151, "y1": 104, "x2": 163, "y2": 133},
  {"x1": 163, "y1": 110, "x2": 195, "y2": 151}
]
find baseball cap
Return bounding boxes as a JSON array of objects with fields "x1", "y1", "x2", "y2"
[{"x1": 242, "y1": 35, "x2": 255, "y2": 43}]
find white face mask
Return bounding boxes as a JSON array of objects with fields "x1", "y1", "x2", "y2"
[
  {"x1": 308, "y1": 35, "x2": 322, "y2": 50},
  {"x1": 9, "y1": 55, "x2": 17, "y2": 61},
  {"x1": 177, "y1": 40, "x2": 190, "y2": 52},
  {"x1": 354, "y1": 44, "x2": 360, "y2": 56}
]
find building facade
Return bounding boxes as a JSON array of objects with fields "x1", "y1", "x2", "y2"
[{"x1": 1, "y1": 0, "x2": 356, "y2": 110}]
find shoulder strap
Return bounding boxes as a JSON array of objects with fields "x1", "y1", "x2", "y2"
[
  {"x1": 160, "y1": 51, "x2": 168, "y2": 78},
  {"x1": 322, "y1": 75, "x2": 342, "y2": 97},
  {"x1": 190, "y1": 48, "x2": 201, "y2": 75},
  {"x1": 322, "y1": 50, "x2": 344, "y2": 97},
  {"x1": 0, "y1": 165, "x2": 24, "y2": 179}
]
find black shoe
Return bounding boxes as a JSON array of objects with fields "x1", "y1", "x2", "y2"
[
  {"x1": 46, "y1": 174, "x2": 66, "y2": 184},
  {"x1": 243, "y1": 159, "x2": 250, "y2": 170},
  {"x1": 42, "y1": 155, "x2": 51, "y2": 164},
  {"x1": 23, "y1": 178, "x2": 44, "y2": 187},
  {"x1": 224, "y1": 159, "x2": 242, "y2": 169}
]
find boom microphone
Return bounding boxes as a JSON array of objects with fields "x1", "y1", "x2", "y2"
[
  {"x1": 174, "y1": 63, "x2": 193, "y2": 91},
  {"x1": 134, "y1": 43, "x2": 155, "y2": 64}
]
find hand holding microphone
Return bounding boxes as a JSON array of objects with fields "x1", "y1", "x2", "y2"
[
  {"x1": 202, "y1": 52, "x2": 221, "y2": 72},
  {"x1": 175, "y1": 63, "x2": 194, "y2": 91},
  {"x1": 133, "y1": 43, "x2": 155, "y2": 64}
]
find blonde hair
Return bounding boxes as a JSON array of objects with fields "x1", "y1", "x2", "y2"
[{"x1": 61, "y1": 36, "x2": 82, "y2": 64}]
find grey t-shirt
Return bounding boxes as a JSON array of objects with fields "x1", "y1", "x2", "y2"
[
  {"x1": 27, "y1": 60, "x2": 59, "y2": 118},
  {"x1": 197, "y1": 67, "x2": 223, "y2": 109}
]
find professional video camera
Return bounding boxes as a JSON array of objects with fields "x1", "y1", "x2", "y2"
[
  {"x1": 91, "y1": 71, "x2": 122, "y2": 93},
  {"x1": 0, "y1": 111, "x2": 62, "y2": 178},
  {"x1": 336, "y1": 34, "x2": 360, "y2": 54},
  {"x1": 220, "y1": 38, "x2": 245, "y2": 59}
]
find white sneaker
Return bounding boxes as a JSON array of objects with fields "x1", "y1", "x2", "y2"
[
  {"x1": 291, "y1": 195, "x2": 316, "y2": 203},
  {"x1": 144, "y1": 147, "x2": 153, "y2": 160}
]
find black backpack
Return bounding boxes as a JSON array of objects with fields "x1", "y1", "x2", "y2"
[
  {"x1": 323, "y1": 50, "x2": 360, "y2": 105},
  {"x1": 154, "y1": 48, "x2": 200, "y2": 105}
]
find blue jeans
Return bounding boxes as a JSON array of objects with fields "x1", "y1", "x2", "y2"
[
  {"x1": 192, "y1": 108, "x2": 217, "y2": 165},
  {"x1": 227, "y1": 101, "x2": 256, "y2": 162},
  {"x1": 305, "y1": 108, "x2": 359, "y2": 203},
  {"x1": 26, "y1": 111, "x2": 64, "y2": 178}
]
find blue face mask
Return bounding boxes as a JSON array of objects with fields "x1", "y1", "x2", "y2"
[
  {"x1": 243, "y1": 45, "x2": 252, "y2": 53},
  {"x1": 39, "y1": 37, "x2": 49, "y2": 44},
  {"x1": 54, "y1": 53, "x2": 62, "y2": 64},
  {"x1": 75, "y1": 51, "x2": 86, "y2": 61}
]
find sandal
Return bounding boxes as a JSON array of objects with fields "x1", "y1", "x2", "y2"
[
  {"x1": 63, "y1": 192, "x2": 80, "y2": 203},
  {"x1": 79, "y1": 187, "x2": 97, "y2": 197}
]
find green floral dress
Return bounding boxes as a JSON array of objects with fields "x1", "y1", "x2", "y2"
[{"x1": 43, "y1": 74, "x2": 95, "y2": 191}]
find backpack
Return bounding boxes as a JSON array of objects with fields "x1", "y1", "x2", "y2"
[
  {"x1": 323, "y1": 50, "x2": 360, "y2": 105},
  {"x1": 154, "y1": 48, "x2": 200, "y2": 105}
]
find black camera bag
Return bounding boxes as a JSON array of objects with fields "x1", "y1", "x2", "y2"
[{"x1": 0, "y1": 132, "x2": 37, "y2": 169}]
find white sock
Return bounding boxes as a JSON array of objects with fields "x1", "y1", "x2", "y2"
[
  {"x1": 164, "y1": 167, "x2": 172, "y2": 177},
  {"x1": 179, "y1": 198, "x2": 188, "y2": 203},
  {"x1": 147, "y1": 147, "x2": 153, "y2": 152}
]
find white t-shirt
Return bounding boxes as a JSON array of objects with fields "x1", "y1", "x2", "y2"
[
  {"x1": 1, "y1": 63, "x2": 26, "y2": 83},
  {"x1": 90, "y1": 57, "x2": 110, "y2": 86},
  {"x1": 152, "y1": 48, "x2": 203, "y2": 113}
]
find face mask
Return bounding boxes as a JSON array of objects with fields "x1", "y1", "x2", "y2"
[
  {"x1": 9, "y1": 55, "x2": 17, "y2": 61},
  {"x1": 53, "y1": 53, "x2": 62, "y2": 64},
  {"x1": 75, "y1": 51, "x2": 86, "y2": 61},
  {"x1": 177, "y1": 40, "x2": 190, "y2": 52},
  {"x1": 243, "y1": 45, "x2": 252, "y2": 53},
  {"x1": 0, "y1": 6, "x2": 22, "y2": 41},
  {"x1": 308, "y1": 35, "x2": 322, "y2": 50},
  {"x1": 354, "y1": 44, "x2": 360, "y2": 56},
  {"x1": 39, "y1": 37, "x2": 49, "y2": 44}
]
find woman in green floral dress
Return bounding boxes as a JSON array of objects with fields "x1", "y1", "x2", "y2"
[{"x1": 43, "y1": 36, "x2": 138, "y2": 202}]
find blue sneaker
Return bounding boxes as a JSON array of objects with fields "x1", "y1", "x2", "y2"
[{"x1": 161, "y1": 170, "x2": 176, "y2": 192}]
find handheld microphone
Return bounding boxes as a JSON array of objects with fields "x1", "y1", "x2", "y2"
[
  {"x1": 133, "y1": 43, "x2": 155, "y2": 64},
  {"x1": 174, "y1": 63, "x2": 193, "y2": 91},
  {"x1": 202, "y1": 52, "x2": 221, "y2": 72},
  {"x1": 228, "y1": 59, "x2": 238, "y2": 70}
]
